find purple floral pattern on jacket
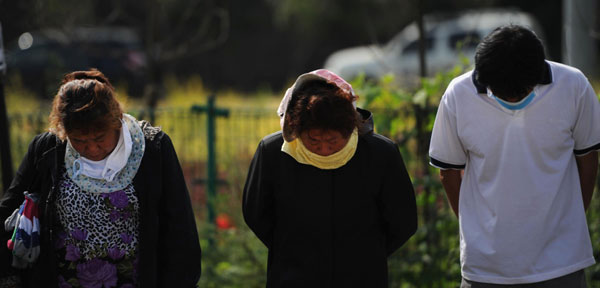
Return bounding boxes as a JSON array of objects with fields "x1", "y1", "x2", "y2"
[
  {"x1": 58, "y1": 275, "x2": 72, "y2": 288},
  {"x1": 120, "y1": 233, "x2": 133, "y2": 244},
  {"x1": 76, "y1": 258, "x2": 118, "y2": 288},
  {"x1": 65, "y1": 244, "x2": 81, "y2": 261},
  {"x1": 55, "y1": 172, "x2": 140, "y2": 287},
  {"x1": 71, "y1": 227, "x2": 88, "y2": 241},
  {"x1": 107, "y1": 247, "x2": 125, "y2": 261},
  {"x1": 105, "y1": 190, "x2": 129, "y2": 209}
]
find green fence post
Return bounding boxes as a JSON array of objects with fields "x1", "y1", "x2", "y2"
[{"x1": 191, "y1": 95, "x2": 229, "y2": 243}]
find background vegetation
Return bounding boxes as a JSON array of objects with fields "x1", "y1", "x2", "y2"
[
  {"x1": 1, "y1": 0, "x2": 598, "y2": 286},
  {"x1": 4, "y1": 58, "x2": 600, "y2": 287}
]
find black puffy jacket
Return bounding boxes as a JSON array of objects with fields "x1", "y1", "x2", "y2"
[{"x1": 243, "y1": 108, "x2": 417, "y2": 288}]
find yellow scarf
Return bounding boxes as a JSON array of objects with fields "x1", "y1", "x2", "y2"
[{"x1": 281, "y1": 129, "x2": 358, "y2": 170}]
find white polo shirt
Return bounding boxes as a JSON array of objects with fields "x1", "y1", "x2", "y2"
[{"x1": 429, "y1": 61, "x2": 599, "y2": 284}]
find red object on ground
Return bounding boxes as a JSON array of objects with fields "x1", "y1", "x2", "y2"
[{"x1": 216, "y1": 213, "x2": 234, "y2": 230}]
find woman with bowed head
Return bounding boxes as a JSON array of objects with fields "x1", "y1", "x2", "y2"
[
  {"x1": 243, "y1": 69, "x2": 417, "y2": 287},
  {"x1": 0, "y1": 69, "x2": 201, "y2": 287}
]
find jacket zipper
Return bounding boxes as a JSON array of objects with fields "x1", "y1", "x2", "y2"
[
  {"x1": 45, "y1": 184, "x2": 57, "y2": 243},
  {"x1": 45, "y1": 142, "x2": 63, "y2": 244}
]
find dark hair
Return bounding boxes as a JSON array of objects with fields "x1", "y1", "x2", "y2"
[
  {"x1": 475, "y1": 25, "x2": 546, "y2": 99},
  {"x1": 49, "y1": 69, "x2": 123, "y2": 140},
  {"x1": 284, "y1": 80, "x2": 360, "y2": 140}
]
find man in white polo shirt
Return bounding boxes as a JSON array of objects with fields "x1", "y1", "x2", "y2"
[{"x1": 429, "y1": 25, "x2": 599, "y2": 287}]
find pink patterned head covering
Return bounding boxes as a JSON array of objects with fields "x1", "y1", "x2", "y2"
[{"x1": 278, "y1": 69, "x2": 357, "y2": 140}]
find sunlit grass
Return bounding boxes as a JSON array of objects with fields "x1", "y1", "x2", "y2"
[
  {"x1": 4, "y1": 73, "x2": 283, "y2": 114},
  {"x1": 159, "y1": 75, "x2": 281, "y2": 110},
  {"x1": 4, "y1": 74, "x2": 47, "y2": 114}
]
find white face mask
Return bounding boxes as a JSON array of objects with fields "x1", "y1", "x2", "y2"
[
  {"x1": 71, "y1": 119, "x2": 133, "y2": 182},
  {"x1": 487, "y1": 88, "x2": 536, "y2": 110}
]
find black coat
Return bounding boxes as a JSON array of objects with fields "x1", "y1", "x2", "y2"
[
  {"x1": 0, "y1": 122, "x2": 201, "y2": 287},
  {"x1": 243, "y1": 109, "x2": 417, "y2": 288}
]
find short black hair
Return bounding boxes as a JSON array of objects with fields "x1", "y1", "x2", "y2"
[{"x1": 475, "y1": 25, "x2": 546, "y2": 99}]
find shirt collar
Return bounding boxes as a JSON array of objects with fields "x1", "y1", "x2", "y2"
[{"x1": 472, "y1": 61, "x2": 553, "y2": 94}]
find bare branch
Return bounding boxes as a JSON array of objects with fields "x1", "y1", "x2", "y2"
[
  {"x1": 163, "y1": 0, "x2": 204, "y2": 47},
  {"x1": 160, "y1": 7, "x2": 229, "y2": 62}
]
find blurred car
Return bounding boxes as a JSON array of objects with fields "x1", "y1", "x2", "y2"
[
  {"x1": 323, "y1": 8, "x2": 545, "y2": 86},
  {"x1": 5, "y1": 26, "x2": 146, "y2": 98}
]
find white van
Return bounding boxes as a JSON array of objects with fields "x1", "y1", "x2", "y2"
[{"x1": 323, "y1": 9, "x2": 545, "y2": 85}]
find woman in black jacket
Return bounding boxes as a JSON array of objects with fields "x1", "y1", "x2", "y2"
[
  {"x1": 243, "y1": 69, "x2": 417, "y2": 288},
  {"x1": 0, "y1": 69, "x2": 201, "y2": 287}
]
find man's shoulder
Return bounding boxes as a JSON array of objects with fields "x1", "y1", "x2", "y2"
[
  {"x1": 543, "y1": 61, "x2": 593, "y2": 99},
  {"x1": 450, "y1": 70, "x2": 475, "y2": 86},
  {"x1": 547, "y1": 61, "x2": 588, "y2": 83},
  {"x1": 548, "y1": 60, "x2": 583, "y2": 74},
  {"x1": 444, "y1": 70, "x2": 478, "y2": 99},
  {"x1": 448, "y1": 70, "x2": 475, "y2": 88}
]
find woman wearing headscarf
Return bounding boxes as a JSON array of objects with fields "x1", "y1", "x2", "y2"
[
  {"x1": 243, "y1": 69, "x2": 417, "y2": 287},
  {"x1": 0, "y1": 69, "x2": 201, "y2": 287}
]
